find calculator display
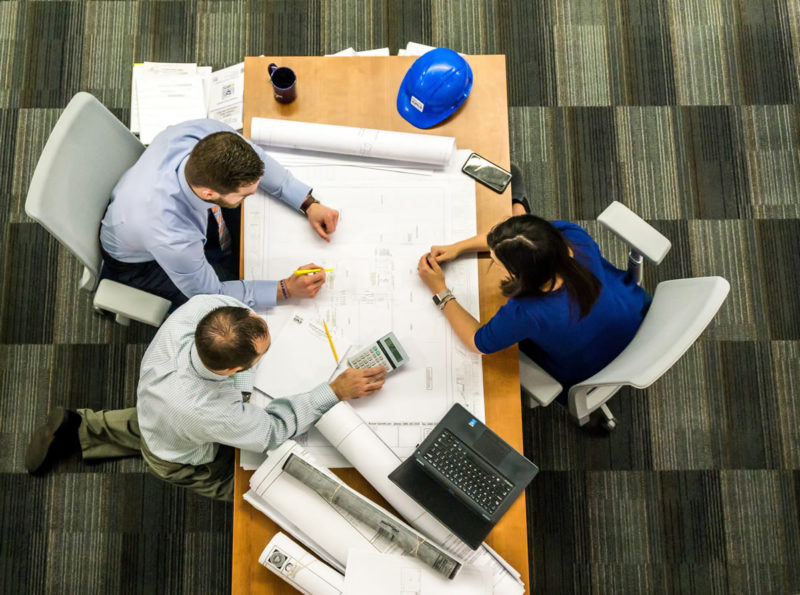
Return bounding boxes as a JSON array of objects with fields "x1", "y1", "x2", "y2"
[{"x1": 383, "y1": 337, "x2": 403, "y2": 362}]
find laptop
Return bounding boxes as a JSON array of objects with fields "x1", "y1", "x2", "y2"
[{"x1": 388, "y1": 403, "x2": 538, "y2": 549}]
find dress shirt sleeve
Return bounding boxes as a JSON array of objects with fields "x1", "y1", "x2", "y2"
[
  {"x1": 474, "y1": 301, "x2": 540, "y2": 355},
  {"x1": 250, "y1": 142, "x2": 312, "y2": 210},
  {"x1": 148, "y1": 240, "x2": 278, "y2": 309},
  {"x1": 196, "y1": 383, "x2": 339, "y2": 453}
]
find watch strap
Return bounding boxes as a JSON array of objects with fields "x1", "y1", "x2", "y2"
[
  {"x1": 432, "y1": 289, "x2": 454, "y2": 307},
  {"x1": 300, "y1": 195, "x2": 320, "y2": 214},
  {"x1": 438, "y1": 294, "x2": 456, "y2": 310}
]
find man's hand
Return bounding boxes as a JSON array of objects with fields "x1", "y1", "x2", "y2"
[
  {"x1": 330, "y1": 367, "x2": 387, "y2": 400},
  {"x1": 281, "y1": 263, "x2": 327, "y2": 299},
  {"x1": 417, "y1": 253, "x2": 448, "y2": 294},
  {"x1": 306, "y1": 202, "x2": 339, "y2": 242},
  {"x1": 430, "y1": 244, "x2": 461, "y2": 263}
]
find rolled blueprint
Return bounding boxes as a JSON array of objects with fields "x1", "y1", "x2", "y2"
[
  {"x1": 259, "y1": 532, "x2": 344, "y2": 595},
  {"x1": 251, "y1": 118, "x2": 457, "y2": 167},
  {"x1": 315, "y1": 402, "x2": 525, "y2": 595},
  {"x1": 282, "y1": 454, "x2": 461, "y2": 580}
]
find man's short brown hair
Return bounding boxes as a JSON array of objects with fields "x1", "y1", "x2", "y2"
[
  {"x1": 184, "y1": 132, "x2": 265, "y2": 194},
  {"x1": 195, "y1": 306, "x2": 269, "y2": 371}
]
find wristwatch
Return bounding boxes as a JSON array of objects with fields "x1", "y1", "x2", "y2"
[
  {"x1": 300, "y1": 194, "x2": 320, "y2": 215},
  {"x1": 432, "y1": 289, "x2": 455, "y2": 310}
]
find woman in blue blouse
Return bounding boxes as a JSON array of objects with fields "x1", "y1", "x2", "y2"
[{"x1": 418, "y1": 193, "x2": 651, "y2": 401}]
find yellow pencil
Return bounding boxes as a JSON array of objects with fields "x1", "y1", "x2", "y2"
[
  {"x1": 323, "y1": 321, "x2": 339, "y2": 363},
  {"x1": 294, "y1": 268, "x2": 335, "y2": 275}
]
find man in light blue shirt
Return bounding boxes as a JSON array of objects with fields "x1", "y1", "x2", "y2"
[
  {"x1": 25, "y1": 295, "x2": 387, "y2": 501},
  {"x1": 100, "y1": 119, "x2": 339, "y2": 309}
]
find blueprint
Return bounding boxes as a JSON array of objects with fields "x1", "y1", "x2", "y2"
[
  {"x1": 243, "y1": 139, "x2": 484, "y2": 466},
  {"x1": 251, "y1": 117, "x2": 456, "y2": 167}
]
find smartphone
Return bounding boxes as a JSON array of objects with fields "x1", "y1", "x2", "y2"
[{"x1": 461, "y1": 152, "x2": 512, "y2": 194}]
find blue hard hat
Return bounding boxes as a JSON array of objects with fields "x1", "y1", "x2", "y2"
[{"x1": 397, "y1": 48, "x2": 473, "y2": 129}]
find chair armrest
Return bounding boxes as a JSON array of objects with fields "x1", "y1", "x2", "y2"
[
  {"x1": 519, "y1": 352, "x2": 562, "y2": 407},
  {"x1": 597, "y1": 201, "x2": 671, "y2": 264},
  {"x1": 93, "y1": 279, "x2": 171, "y2": 327}
]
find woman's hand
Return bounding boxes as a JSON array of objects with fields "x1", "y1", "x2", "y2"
[
  {"x1": 430, "y1": 243, "x2": 461, "y2": 263},
  {"x1": 418, "y1": 253, "x2": 448, "y2": 294}
]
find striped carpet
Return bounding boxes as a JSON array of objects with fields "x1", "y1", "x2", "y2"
[{"x1": 1, "y1": 1, "x2": 798, "y2": 593}]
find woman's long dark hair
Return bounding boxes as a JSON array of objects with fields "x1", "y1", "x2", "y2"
[{"x1": 487, "y1": 215, "x2": 602, "y2": 319}]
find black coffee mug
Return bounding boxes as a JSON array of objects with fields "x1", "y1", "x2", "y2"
[{"x1": 268, "y1": 63, "x2": 297, "y2": 104}]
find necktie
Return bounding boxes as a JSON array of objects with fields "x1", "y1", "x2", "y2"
[{"x1": 210, "y1": 206, "x2": 232, "y2": 253}]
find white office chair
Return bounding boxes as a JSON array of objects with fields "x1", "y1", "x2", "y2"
[
  {"x1": 24, "y1": 92, "x2": 171, "y2": 327},
  {"x1": 521, "y1": 201, "x2": 730, "y2": 430}
]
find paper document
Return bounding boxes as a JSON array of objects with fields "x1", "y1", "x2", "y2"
[
  {"x1": 398, "y1": 42, "x2": 467, "y2": 57},
  {"x1": 244, "y1": 145, "x2": 484, "y2": 465},
  {"x1": 327, "y1": 47, "x2": 390, "y2": 56},
  {"x1": 250, "y1": 118, "x2": 456, "y2": 167},
  {"x1": 259, "y1": 532, "x2": 344, "y2": 595},
  {"x1": 131, "y1": 62, "x2": 198, "y2": 133},
  {"x1": 137, "y1": 74, "x2": 206, "y2": 144},
  {"x1": 344, "y1": 549, "x2": 492, "y2": 595},
  {"x1": 207, "y1": 62, "x2": 245, "y2": 129},
  {"x1": 130, "y1": 61, "x2": 244, "y2": 141},
  {"x1": 252, "y1": 311, "x2": 344, "y2": 399}
]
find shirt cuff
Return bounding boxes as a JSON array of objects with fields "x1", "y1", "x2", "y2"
[
  {"x1": 282, "y1": 177, "x2": 313, "y2": 211},
  {"x1": 220, "y1": 279, "x2": 279, "y2": 310},
  {"x1": 307, "y1": 382, "x2": 339, "y2": 415}
]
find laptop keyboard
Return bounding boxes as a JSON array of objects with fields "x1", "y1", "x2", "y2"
[{"x1": 419, "y1": 429, "x2": 514, "y2": 515}]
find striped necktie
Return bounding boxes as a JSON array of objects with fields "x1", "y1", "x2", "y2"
[{"x1": 210, "y1": 206, "x2": 232, "y2": 253}]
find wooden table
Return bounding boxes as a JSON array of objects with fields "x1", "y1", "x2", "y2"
[{"x1": 234, "y1": 55, "x2": 527, "y2": 593}]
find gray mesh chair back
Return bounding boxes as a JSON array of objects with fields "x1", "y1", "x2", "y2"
[
  {"x1": 24, "y1": 92, "x2": 170, "y2": 327},
  {"x1": 568, "y1": 276, "x2": 730, "y2": 426},
  {"x1": 25, "y1": 92, "x2": 145, "y2": 291}
]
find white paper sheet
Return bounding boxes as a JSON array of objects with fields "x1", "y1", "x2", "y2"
[
  {"x1": 326, "y1": 47, "x2": 357, "y2": 56},
  {"x1": 403, "y1": 41, "x2": 437, "y2": 56},
  {"x1": 252, "y1": 311, "x2": 343, "y2": 399},
  {"x1": 260, "y1": 532, "x2": 344, "y2": 595},
  {"x1": 244, "y1": 147, "x2": 484, "y2": 465},
  {"x1": 137, "y1": 74, "x2": 206, "y2": 144},
  {"x1": 344, "y1": 549, "x2": 492, "y2": 595},
  {"x1": 251, "y1": 118, "x2": 456, "y2": 167},
  {"x1": 356, "y1": 47, "x2": 390, "y2": 56},
  {"x1": 326, "y1": 47, "x2": 390, "y2": 57},
  {"x1": 207, "y1": 62, "x2": 244, "y2": 129},
  {"x1": 131, "y1": 62, "x2": 200, "y2": 137},
  {"x1": 398, "y1": 42, "x2": 467, "y2": 58}
]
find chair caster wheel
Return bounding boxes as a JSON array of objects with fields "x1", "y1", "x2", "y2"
[{"x1": 601, "y1": 418, "x2": 616, "y2": 431}]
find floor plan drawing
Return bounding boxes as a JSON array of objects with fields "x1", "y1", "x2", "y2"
[{"x1": 243, "y1": 142, "x2": 485, "y2": 465}]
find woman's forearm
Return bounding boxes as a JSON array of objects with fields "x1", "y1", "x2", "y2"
[
  {"x1": 453, "y1": 233, "x2": 489, "y2": 256},
  {"x1": 440, "y1": 298, "x2": 482, "y2": 354}
]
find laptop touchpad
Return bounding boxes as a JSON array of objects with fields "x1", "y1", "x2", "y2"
[{"x1": 474, "y1": 431, "x2": 512, "y2": 466}]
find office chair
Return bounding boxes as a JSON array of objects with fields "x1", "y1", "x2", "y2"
[
  {"x1": 521, "y1": 201, "x2": 730, "y2": 430},
  {"x1": 24, "y1": 92, "x2": 171, "y2": 327}
]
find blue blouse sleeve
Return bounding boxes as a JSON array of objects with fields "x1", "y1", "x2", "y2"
[{"x1": 474, "y1": 300, "x2": 539, "y2": 355}]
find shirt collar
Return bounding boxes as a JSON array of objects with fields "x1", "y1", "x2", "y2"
[
  {"x1": 190, "y1": 344, "x2": 229, "y2": 381},
  {"x1": 178, "y1": 155, "x2": 214, "y2": 214}
]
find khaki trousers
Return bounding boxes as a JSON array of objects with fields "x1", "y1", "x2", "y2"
[{"x1": 77, "y1": 408, "x2": 235, "y2": 502}]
